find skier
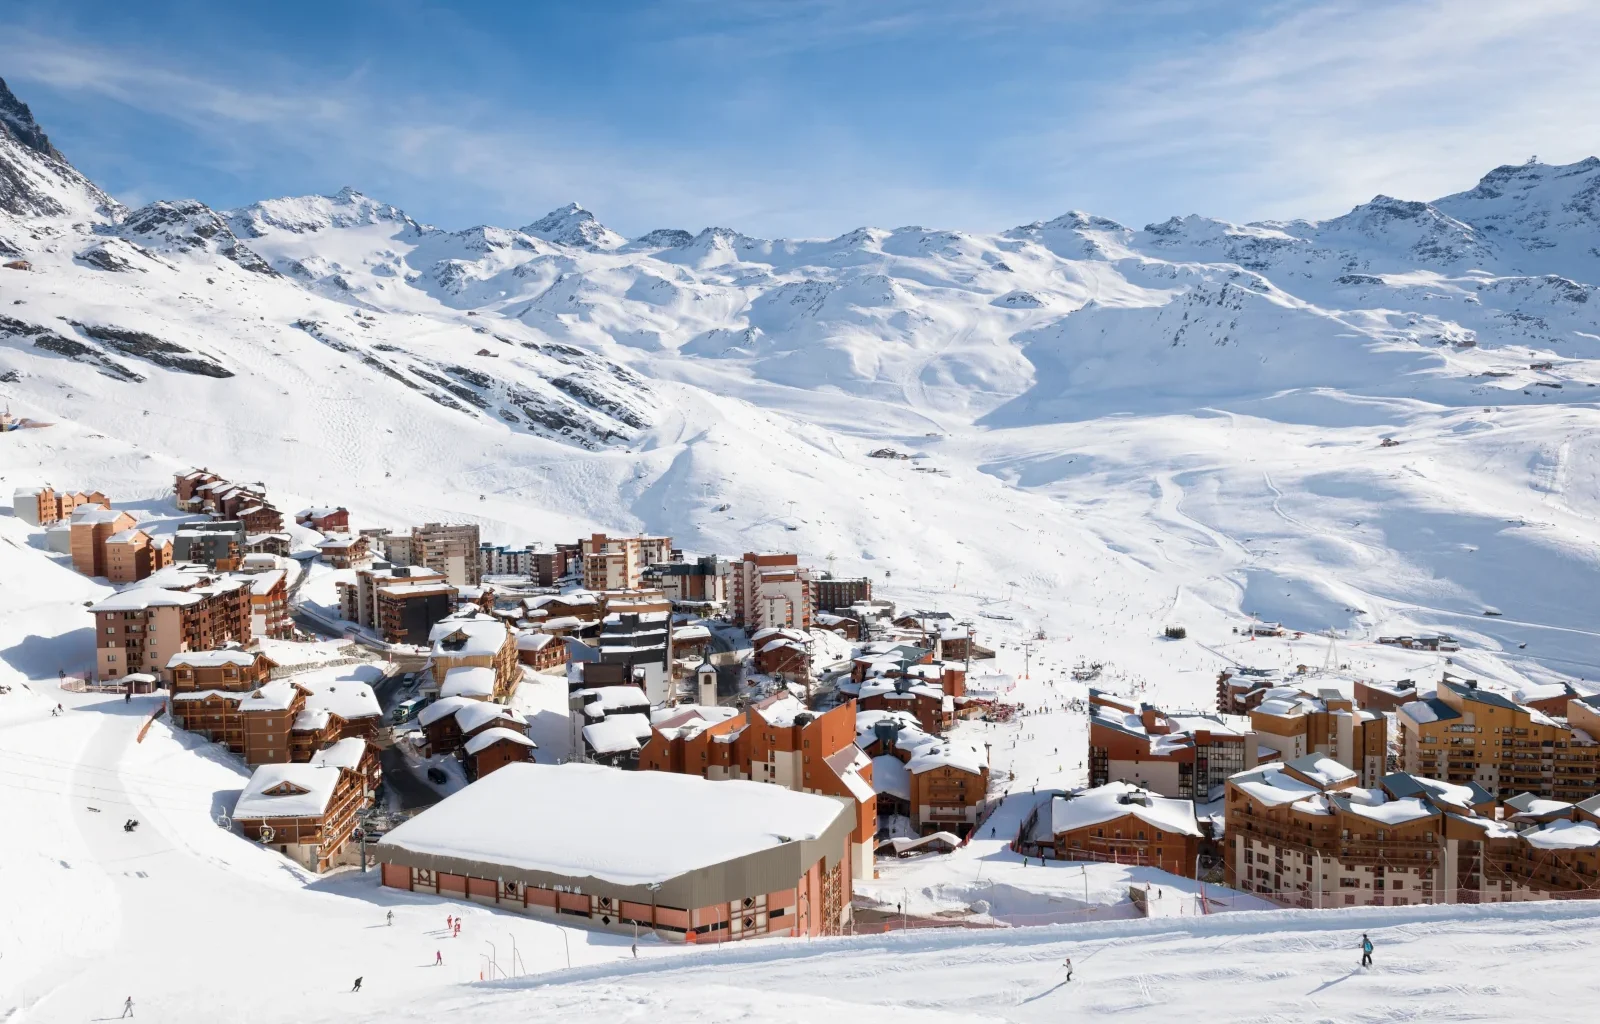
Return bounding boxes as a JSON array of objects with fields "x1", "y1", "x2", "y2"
[
  {"x1": 453, "y1": 921, "x2": 461, "y2": 938},
  {"x1": 1063, "y1": 958, "x2": 1073, "y2": 982},
  {"x1": 447, "y1": 914, "x2": 453, "y2": 930},
  {"x1": 1360, "y1": 933, "x2": 1373, "y2": 967},
  {"x1": 121, "y1": 996, "x2": 134, "y2": 1018},
  {"x1": 435, "y1": 951, "x2": 443, "y2": 966},
  {"x1": 386, "y1": 911, "x2": 393, "y2": 927},
  {"x1": 351, "y1": 977, "x2": 363, "y2": 993}
]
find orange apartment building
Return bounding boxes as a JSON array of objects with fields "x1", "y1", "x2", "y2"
[
  {"x1": 640, "y1": 694, "x2": 877, "y2": 877},
  {"x1": 1087, "y1": 690, "x2": 1255, "y2": 800},
  {"x1": 427, "y1": 611, "x2": 521, "y2": 701},
  {"x1": 1398, "y1": 677, "x2": 1600, "y2": 801},
  {"x1": 70, "y1": 506, "x2": 136, "y2": 577},
  {"x1": 91, "y1": 570, "x2": 253, "y2": 680},
  {"x1": 727, "y1": 552, "x2": 813, "y2": 632},
  {"x1": 1242, "y1": 686, "x2": 1388, "y2": 786},
  {"x1": 464, "y1": 727, "x2": 537, "y2": 779},
  {"x1": 855, "y1": 657, "x2": 969, "y2": 735},
  {"x1": 856, "y1": 709, "x2": 991, "y2": 838},
  {"x1": 245, "y1": 569, "x2": 292, "y2": 639},
  {"x1": 1354, "y1": 678, "x2": 1423, "y2": 712},
  {"x1": 14, "y1": 486, "x2": 110, "y2": 526},
  {"x1": 376, "y1": 764, "x2": 857, "y2": 942},
  {"x1": 579, "y1": 533, "x2": 672, "y2": 591},
  {"x1": 1016, "y1": 781, "x2": 1203, "y2": 875},
  {"x1": 1222, "y1": 754, "x2": 1600, "y2": 907},
  {"x1": 104, "y1": 526, "x2": 175, "y2": 584},
  {"x1": 168, "y1": 650, "x2": 384, "y2": 768}
]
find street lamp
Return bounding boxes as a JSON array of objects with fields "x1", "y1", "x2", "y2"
[{"x1": 647, "y1": 881, "x2": 662, "y2": 939}]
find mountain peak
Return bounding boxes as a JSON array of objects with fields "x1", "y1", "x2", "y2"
[
  {"x1": 0, "y1": 76, "x2": 59, "y2": 159},
  {"x1": 520, "y1": 202, "x2": 624, "y2": 250}
]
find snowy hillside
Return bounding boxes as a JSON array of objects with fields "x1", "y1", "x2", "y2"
[{"x1": 4, "y1": 68, "x2": 1600, "y2": 687}]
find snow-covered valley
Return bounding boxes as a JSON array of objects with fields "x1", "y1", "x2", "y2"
[{"x1": 5, "y1": 67, "x2": 1600, "y2": 1022}]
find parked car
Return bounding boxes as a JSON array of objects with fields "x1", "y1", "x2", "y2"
[{"x1": 426, "y1": 765, "x2": 448, "y2": 785}]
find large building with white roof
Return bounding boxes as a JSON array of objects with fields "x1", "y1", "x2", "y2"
[{"x1": 375, "y1": 763, "x2": 856, "y2": 941}]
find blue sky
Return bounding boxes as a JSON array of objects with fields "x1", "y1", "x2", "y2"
[{"x1": 2, "y1": 0, "x2": 1597, "y2": 238}]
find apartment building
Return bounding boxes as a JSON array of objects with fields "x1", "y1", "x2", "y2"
[
  {"x1": 1399, "y1": 676, "x2": 1600, "y2": 801},
  {"x1": 579, "y1": 533, "x2": 672, "y2": 591},
  {"x1": 479, "y1": 542, "x2": 541, "y2": 577},
  {"x1": 91, "y1": 570, "x2": 252, "y2": 680},
  {"x1": 813, "y1": 575, "x2": 872, "y2": 613},
  {"x1": 1018, "y1": 781, "x2": 1203, "y2": 875},
  {"x1": 297, "y1": 507, "x2": 350, "y2": 533},
  {"x1": 172, "y1": 521, "x2": 247, "y2": 571},
  {"x1": 245, "y1": 569, "x2": 292, "y2": 640},
  {"x1": 640, "y1": 695, "x2": 877, "y2": 877},
  {"x1": 1354, "y1": 678, "x2": 1422, "y2": 713},
  {"x1": 1087, "y1": 690, "x2": 1256, "y2": 800},
  {"x1": 427, "y1": 610, "x2": 520, "y2": 701},
  {"x1": 1247, "y1": 686, "x2": 1387, "y2": 786},
  {"x1": 14, "y1": 486, "x2": 110, "y2": 526},
  {"x1": 727, "y1": 552, "x2": 812, "y2": 632},
  {"x1": 411, "y1": 523, "x2": 482, "y2": 586},
  {"x1": 1225, "y1": 757, "x2": 1516, "y2": 908},
  {"x1": 69, "y1": 506, "x2": 136, "y2": 577},
  {"x1": 855, "y1": 709, "x2": 990, "y2": 839},
  {"x1": 233, "y1": 743, "x2": 376, "y2": 873},
  {"x1": 642, "y1": 554, "x2": 727, "y2": 611},
  {"x1": 104, "y1": 526, "x2": 175, "y2": 584}
]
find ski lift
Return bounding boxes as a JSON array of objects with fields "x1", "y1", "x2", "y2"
[
  {"x1": 258, "y1": 824, "x2": 277, "y2": 844},
  {"x1": 215, "y1": 812, "x2": 233, "y2": 830}
]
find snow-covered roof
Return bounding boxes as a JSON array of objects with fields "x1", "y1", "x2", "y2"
[
  {"x1": 106, "y1": 527, "x2": 149, "y2": 545},
  {"x1": 418, "y1": 695, "x2": 475, "y2": 727},
  {"x1": 671, "y1": 624, "x2": 711, "y2": 641},
  {"x1": 583, "y1": 713, "x2": 654, "y2": 754},
  {"x1": 237, "y1": 680, "x2": 301, "y2": 713},
  {"x1": 825, "y1": 746, "x2": 874, "y2": 803},
  {"x1": 293, "y1": 707, "x2": 333, "y2": 732},
  {"x1": 870, "y1": 754, "x2": 910, "y2": 801},
  {"x1": 1230, "y1": 762, "x2": 1325, "y2": 807},
  {"x1": 906, "y1": 736, "x2": 987, "y2": 776},
  {"x1": 1334, "y1": 790, "x2": 1436, "y2": 825},
  {"x1": 297, "y1": 506, "x2": 345, "y2": 518},
  {"x1": 516, "y1": 631, "x2": 559, "y2": 651},
  {"x1": 302, "y1": 677, "x2": 381, "y2": 721},
  {"x1": 579, "y1": 685, "x2": 651, "y2": 716},
  {"x1": 1398, "y1": 697, "x2": 1460, "y2": 725},
  {"x1": 165, "y1": 649, "x2": 259, "y2": 669},
  {"x1": 430, "y1": 616, "x2": 509, "y2": 658},
  {"x1": 315, "y1": 533, "x2": 361, "y2": 550},
  {"x1": 71, "y1": 507, "x2": 129, "y2": 525},
  {"x1": 751, "y1": 693, "x2": 809, "y2": 728},
  {"x1": 441, "y1": 666, "x2": 497, "y2": 699},
  {"x1": 233, "y1": 763, "x2": 342, "y2": 820},
  {"x1": 1285, "y1": 754, "x2": 1357, "y2": 787},
  {"x1": 1521, "y1": 819, "x2": 1600, "y2": 850},
  {"x1": 464, "y1": 726, "x2": 536, "y2": 756},
  {"x1": 376, "y1": 763, "x2": 850, "y2": 886},
  {"x1": 91, "y1": 588, "x2": 203, "y2": 612},
  {"x1": 309, "y1": 737, "x2": 368, "y2": 770},
  {"x1": 1049, "y1": 781, "x2": 1202, "y2": 838},
  {"x1": 248, "y1": 569, "x2": 286, "y2": 595},
  {"x1": 454, "y1": 700, "x2": 525, "y2": 734}
]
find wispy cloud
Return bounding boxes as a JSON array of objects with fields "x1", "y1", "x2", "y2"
[
  {"x1": 1, "y1": 1, "x2": 1595, "y2": 237},
  {"x1": 1048, "y1": 0, "x2": 1600, "y2": 224}
]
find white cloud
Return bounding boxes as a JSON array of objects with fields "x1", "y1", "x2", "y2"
[{"x1": 1053, "y1": 0, "x2": 1600, "y2": 224}]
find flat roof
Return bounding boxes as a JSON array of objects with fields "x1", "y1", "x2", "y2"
[{"x1": 376, "y1": 762, "x2": 848, "y2": 887}]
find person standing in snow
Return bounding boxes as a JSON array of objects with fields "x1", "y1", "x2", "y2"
[
  {"x1": 351, "y1": 977, "x2": 363, "y2": 993},
  {"x1": 447, "y1": 914, "x2": 453, "y2": 930},
  {"x1": 121, "y1": 996, "x2": 134, "y2": 1018},
  {"x1": 1063, "y1": 958, "x2": 1073, "y2": 982},
  {"x1": 386, "y1": 911, "x2": 393, "y2": 926},
  {"x1": 1360, "y1": 933, "x2": 1373, "y2": 967},
  {"x1": 435, "y1": 951, "x2": 443, "y2": 966}
]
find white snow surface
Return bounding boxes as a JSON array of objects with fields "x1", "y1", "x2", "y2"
[
  {"x1": 6, "y1": 83, "x2": 1600, "y2": 1023},
  {"x1": 376, "y1": 763, "x2": 849, "y2": 885}
]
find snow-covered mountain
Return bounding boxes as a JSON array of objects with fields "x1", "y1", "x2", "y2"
[{"x1": 4, "y1": 74, "x2": 1600, "y2": 684}]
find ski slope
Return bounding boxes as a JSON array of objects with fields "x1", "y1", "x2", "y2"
[{"x1": 327, "y1": 900, "x2": 1600, "y2": 1024}]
